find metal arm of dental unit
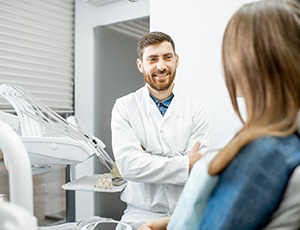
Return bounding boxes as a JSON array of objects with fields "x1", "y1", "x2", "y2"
[{"x1": 0, "y1": 83, "x2": 114, "y2": 172}]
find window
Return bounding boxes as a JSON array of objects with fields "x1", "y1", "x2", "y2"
[
  {"x1": 0, "y1": 0, "x2": 75, "y2": 226},
  {"x1": 0, "y1": 0, "x2": 75, "y2": 113}
]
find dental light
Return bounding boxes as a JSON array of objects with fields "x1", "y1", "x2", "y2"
[{"x1": 0, "y1": 83, "x2": 113, "y2": 171}]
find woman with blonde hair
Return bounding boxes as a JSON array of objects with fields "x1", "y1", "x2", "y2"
[{"x1": 139, "y1": 0, "x2": 300, "y2": 229}]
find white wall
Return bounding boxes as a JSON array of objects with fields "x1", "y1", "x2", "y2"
[
  {"x1": 74, "y1": 0, "x2": 149, "y2": 220},
  {"x1": 150, "y1": 0, "x2": 251, "y2": 148}
]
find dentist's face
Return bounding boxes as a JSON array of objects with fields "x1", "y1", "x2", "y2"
[{"x1": 137, "y1": 41, "x2": 179, "y2": 91}]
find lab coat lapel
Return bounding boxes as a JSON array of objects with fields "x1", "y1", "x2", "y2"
[{"x1": 143, "y1": 85, "x2": 164, "y2": 121}]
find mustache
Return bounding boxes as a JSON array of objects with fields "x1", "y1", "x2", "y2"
[{"x1": 153, "y1": 69, "x2": 168, "y2": 75}]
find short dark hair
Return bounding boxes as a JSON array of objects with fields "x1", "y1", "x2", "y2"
[{"x1": 137, "y1": 31, "x2": 176, "y2": 60}]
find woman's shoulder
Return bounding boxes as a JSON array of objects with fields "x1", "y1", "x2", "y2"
[
  {"x1": 246, "y1": 134, "x2": 299, "y2": 154},
  {"x1": 237, "y1": 134, "x2": 300, "y2": 168}
]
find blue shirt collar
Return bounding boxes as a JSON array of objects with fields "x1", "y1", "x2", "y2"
[{"x1": 150, "y1": 93, "x2": 174, "y2": 116}]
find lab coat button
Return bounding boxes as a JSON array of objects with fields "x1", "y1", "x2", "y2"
[{"x1": 50, "y1": 142, "x2": 58, "y2": 150}]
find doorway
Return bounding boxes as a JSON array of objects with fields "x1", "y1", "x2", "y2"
[{"x1": 94, "y1": 17, "x2": 149, "y2": 220}]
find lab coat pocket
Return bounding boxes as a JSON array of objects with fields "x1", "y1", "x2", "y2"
[{"x1": 121, "y1": 181, "x2": 151, "y2": 209}]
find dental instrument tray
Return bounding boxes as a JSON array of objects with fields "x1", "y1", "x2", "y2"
[
  {"x1": 0, "y1": 83, "x2": 116, "y2": 173},
  {"x1": 62, "y1": 174, "x2": 127, "y2": 193}
]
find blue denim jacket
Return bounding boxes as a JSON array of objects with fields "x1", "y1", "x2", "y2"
[{"x1": 199, "y1": 133, "x2": 300, "y2": 230}]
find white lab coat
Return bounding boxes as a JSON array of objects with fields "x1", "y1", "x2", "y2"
[{"x1": 111, "y1": 84, "x2": 210, "y2": 224}]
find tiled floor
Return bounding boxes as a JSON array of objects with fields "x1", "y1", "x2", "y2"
[{"x1": 0, "y1": 157, "x2": 66, "y2": 226}]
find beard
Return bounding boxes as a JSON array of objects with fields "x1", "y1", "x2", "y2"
[{"x1": 143, "y1": 69, "x2": 176, "y2": 91}]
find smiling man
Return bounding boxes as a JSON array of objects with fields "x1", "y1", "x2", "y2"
[{"x1": 111, "y1": 31, "x2": 211, "y2": 229}]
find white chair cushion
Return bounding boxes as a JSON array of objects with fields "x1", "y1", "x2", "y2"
[{"x1": 264, "y1": 165, "x2": 300, "y2": 229}]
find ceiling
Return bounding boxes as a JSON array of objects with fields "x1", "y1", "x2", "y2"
[
  {"x1": 84, "y1": 0, "x2": 149, "y2": 39},
  {"x1": 107, "y1": 17, "x2": 149, "y2": 39}
]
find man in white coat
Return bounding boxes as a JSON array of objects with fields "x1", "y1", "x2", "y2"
[{"x1": 111, "y1": 31, "x2": 210, "y2": 229}]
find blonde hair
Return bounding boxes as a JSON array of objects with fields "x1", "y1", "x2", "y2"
[{"x1": 209, "y1": 0, "x2": 300, "y2": 175}]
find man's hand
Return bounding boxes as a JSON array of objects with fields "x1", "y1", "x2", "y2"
[{"x1": 188, "y1": 142, "x2": 203, "y2": 172}]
